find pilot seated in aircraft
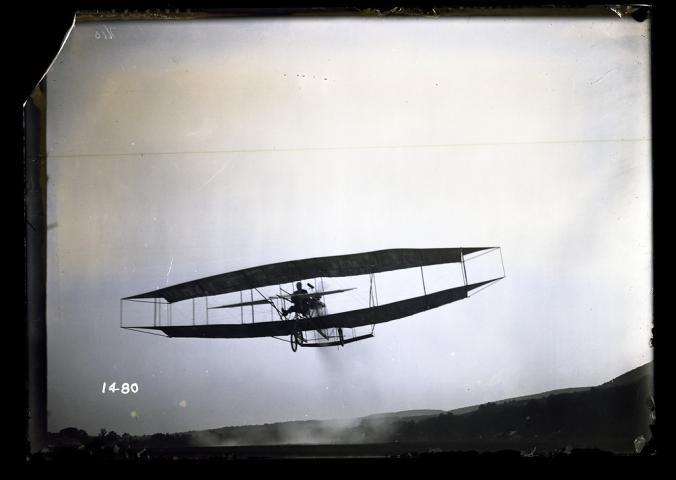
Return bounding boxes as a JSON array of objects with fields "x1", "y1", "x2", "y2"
[{"x1": 281, "y1": 282, "x2": 309, "y2": 317}]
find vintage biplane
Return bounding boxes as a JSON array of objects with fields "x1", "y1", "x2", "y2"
[{"x1": 121, "y1": 247, "x2": 504, "y2": 351}]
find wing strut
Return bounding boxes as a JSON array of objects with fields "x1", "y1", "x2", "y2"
[{"x1": 254, "y1": 286, "x2": 285, "y2": 320}]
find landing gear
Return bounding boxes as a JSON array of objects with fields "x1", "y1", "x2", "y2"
[
  {"x1": 338, "y1": 328, "x2": 344, "y2": 346},
  {"x1": 290, "y1": 331, "x2": 303, "y2": 352}
]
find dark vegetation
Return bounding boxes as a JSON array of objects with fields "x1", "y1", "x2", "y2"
[{"x1": 391, "y1": 374, "x2": 652, "y2": 452}]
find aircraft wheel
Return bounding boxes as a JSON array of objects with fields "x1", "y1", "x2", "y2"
[
  {"x1": 338, "y1": 328, "x2": 344, "y2": 346},
  {"x1": 290, "y1": 333, "x2": 298, "y2": 352}
]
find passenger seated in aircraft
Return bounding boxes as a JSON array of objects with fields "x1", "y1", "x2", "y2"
[{"x1": 281, "y1": 282, "x2": 309, "y2": 317}]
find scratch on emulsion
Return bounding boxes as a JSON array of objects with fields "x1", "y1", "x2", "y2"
[
  {"x1": 201, "y1": 162, "x2": 230, "y2": 188},
  {"x1": 165, "y1": 256, "x2": 174, "y2": 286},
  {"x1": 590, "y1": 68, "x2": 618, "y2": 85}
]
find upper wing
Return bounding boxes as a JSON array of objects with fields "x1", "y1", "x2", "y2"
[{"x1": 123, "y1": 247, "x2": 494, "y2": 303}]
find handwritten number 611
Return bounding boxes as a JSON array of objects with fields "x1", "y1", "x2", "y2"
[{"x1": 95, "y1": 25, "x2": 114, "y2": 40}]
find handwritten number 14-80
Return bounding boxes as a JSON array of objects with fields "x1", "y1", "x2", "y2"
[{"x1": 102, "y1": 382, "x2": 139, "y2": 394}]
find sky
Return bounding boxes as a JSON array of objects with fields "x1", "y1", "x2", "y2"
[{"x1": 43, "y1": 15, "x2": 651, "y2": 436}]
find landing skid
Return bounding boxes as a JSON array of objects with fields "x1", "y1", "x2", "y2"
[
  {"x1": 289, "y1": 328, "x2": 374, "y2": 351},
  {"x1": 300, "y1": 333, "x2": 374, "y2": 348}
]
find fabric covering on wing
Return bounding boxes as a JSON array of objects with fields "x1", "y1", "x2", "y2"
[{"x1": 124, "y1": 247, "x2": 494, "y2": 303}]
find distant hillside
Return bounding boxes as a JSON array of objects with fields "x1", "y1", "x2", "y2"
[
  {"x1": 599, "y1": 362, "x2": 653, "y2": 390},
  {"x1": 388, "y1": 361, "x2": 654, "y2": 453},
  {"x1": 444, "y1": 362, "x2": 653, "y2": 418},
  {"x1": 447, "y1": 386, "x2": 592, "y2": 417},
  {"x1": 364, "y1": 409, "x2": 445, "y2": 421},
  {"x1": 46, "y1": 361, "x2": 654, "y2": 455}
]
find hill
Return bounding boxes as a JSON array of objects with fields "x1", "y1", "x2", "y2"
[{"x1": 388, "y1": 361, "x2": 653, "y2": 453}]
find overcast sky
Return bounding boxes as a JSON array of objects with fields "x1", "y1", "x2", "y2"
[{"x1": 44, "y1": 15, "x2": 651, "y2": 436}]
